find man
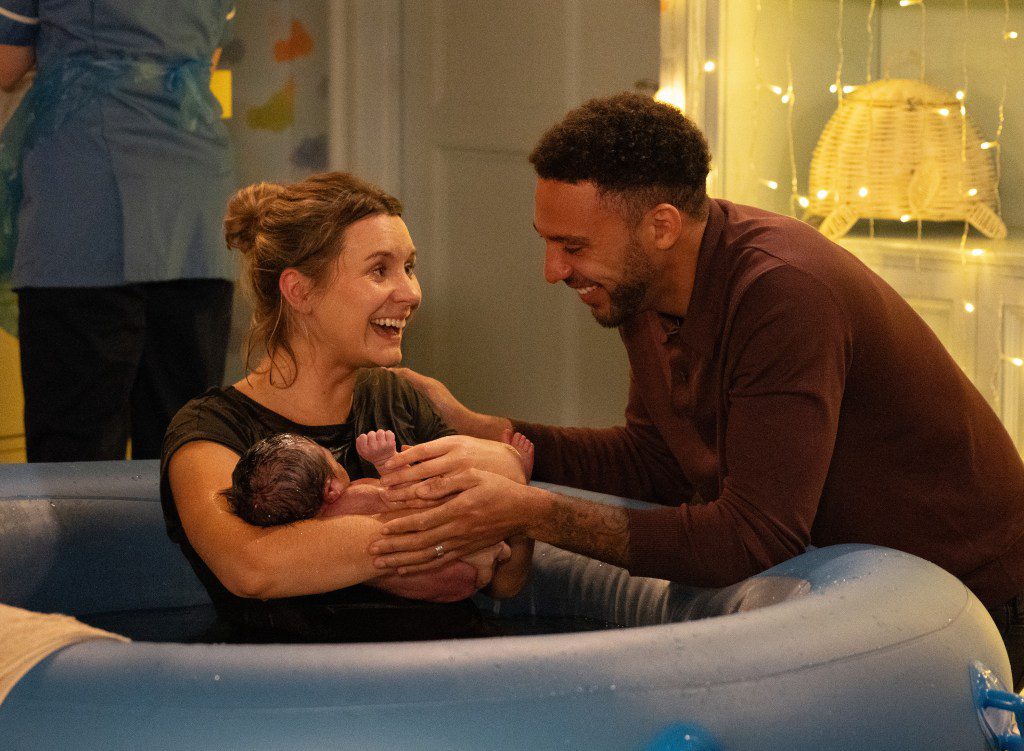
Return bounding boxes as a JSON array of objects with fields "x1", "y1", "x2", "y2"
[{"x1": 370, "y1": 92, "x2": 1024, "y2": 687}]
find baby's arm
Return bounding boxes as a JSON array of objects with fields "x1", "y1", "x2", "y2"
[
  {"x1": 355, "y1": 430, "x2": 398, "y2": 476},
  {"x1": 486, "y1": 535, "x2": 533, "y2": 599}
]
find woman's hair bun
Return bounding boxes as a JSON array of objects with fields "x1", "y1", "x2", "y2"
[{"x1": 224, "y1": 181, "x2": 284, "y2": 255}]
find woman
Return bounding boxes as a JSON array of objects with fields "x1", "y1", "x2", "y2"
[
  {"x1": 0, "y1": 1, "x2": 236, "y2": 461},
  {"x1": 161, "y1": 172, "x2": 525, "y2": 643}
]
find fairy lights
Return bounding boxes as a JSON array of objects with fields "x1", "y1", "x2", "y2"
[
  {"x1": 737, "y1": 1, "x2": 1005, "y2": 227},
  {"x1": 866, "y1": 0, "x2": 877, "y2": 84},
  {"x1": 957, "y1": 0, "x2": 970, "y2": 254},
  {"x1": 656, "y1": 0, "x2": 1021, "y2": 434},
  {"x1": 825, "y1": 83, "x2": 855, "y2": 95},
  {"x1": 992, "y1": 0, "x2": 1011, "y2": 218},
  {"x1": 865, "y1": 0, "x2": 877, "y2": 238},
  {"x1": 833, "y1": 0, "x2": 845, "y2": 109},
  {"x1": 746, "y1": 0, "x2": 765, "y2": 204},
  {"x1": 784, "y1": 0, "x2": 800, "y2": 215}
]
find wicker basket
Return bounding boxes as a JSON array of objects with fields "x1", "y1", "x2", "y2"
[{"x1": 805, "y1": 78, "x2": 1006, "y2": 240}]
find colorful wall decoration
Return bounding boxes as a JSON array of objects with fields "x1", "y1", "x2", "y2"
[{"x1": 226, "y1": 1, "x2": 330, "y2": 186}]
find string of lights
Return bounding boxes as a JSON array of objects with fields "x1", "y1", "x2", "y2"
[
  {"x1": 958, "y1": 0, "x2": 972, "y2": 256},
  {"x1": 750, "y1": 0, "x2": 771, "y2": 199},
  {"x1": 833, "y1": 0, "x2": 845, "y2": 112},
  {"x1": 866, "y1": 0, "x2": 877, "y2": 238},
  {"x1": 740, "y1": 0, "x2": 1020, "y2": 396},
  {"x1": 785, "y1": 0, "x2": 800, "y2": 216}
]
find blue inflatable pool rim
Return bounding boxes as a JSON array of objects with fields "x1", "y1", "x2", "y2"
[{"x1": 0, "y1": 460, "x2": 1016, "y2": 750}]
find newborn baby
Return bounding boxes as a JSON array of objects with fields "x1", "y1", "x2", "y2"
[{"x1": 222, "y1": 430, "x2": 533, "y2": 600}]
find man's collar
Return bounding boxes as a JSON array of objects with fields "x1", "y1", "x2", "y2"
[{"x1": 654, "y1": 199, "x2": 724, "y2": 347}]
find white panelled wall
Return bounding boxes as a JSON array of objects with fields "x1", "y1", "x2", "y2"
[{"x1": 328, "y1": 0, "x2": 660, "y2": 428}]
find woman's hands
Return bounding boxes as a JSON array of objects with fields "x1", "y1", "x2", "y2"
[
  {"x1": 369, "y1": 541, "x2": 508, "y2": 602},
  {"x1": 370, "y1": 468, "x2": 537, "y2": 575}
]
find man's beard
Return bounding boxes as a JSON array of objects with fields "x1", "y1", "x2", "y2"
[{"x1": 593, "y1": 237, "x2": 655, "y2": 328}]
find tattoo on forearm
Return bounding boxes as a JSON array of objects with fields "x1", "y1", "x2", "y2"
[{"x1": 543, "y1": 496, "x2": 630, "y2": 569}]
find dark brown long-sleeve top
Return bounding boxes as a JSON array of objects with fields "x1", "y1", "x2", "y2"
[{"x1": 514, "y1": 199, "x2": 1024, "y2": 607}]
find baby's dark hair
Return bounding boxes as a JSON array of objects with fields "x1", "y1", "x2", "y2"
[
  {"x1": 222, "y1": 433, "x2": 333, "y2": 527},
  {"x1": 529, "y1": 91, "x2": 711, "y2": 224}
]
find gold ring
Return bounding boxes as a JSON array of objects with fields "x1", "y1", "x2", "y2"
[{"x1": 434, "y1": 543, "x2": 445, "y2": 559}]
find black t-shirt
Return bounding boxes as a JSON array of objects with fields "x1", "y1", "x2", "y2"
[{"x1": 159, "y1": 367, "x2": 469, "y2": 642}]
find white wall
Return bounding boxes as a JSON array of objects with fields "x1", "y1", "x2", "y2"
[{"x1": 396, "y1": 1, "x2": 661, "y2": 428}]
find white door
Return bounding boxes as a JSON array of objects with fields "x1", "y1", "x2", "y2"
[{"x1": 397, "y1": 0, "x2": 660, "y2": 427}]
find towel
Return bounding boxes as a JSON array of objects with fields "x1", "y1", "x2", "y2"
[{"x1": 0, "y1": 603, "x2": 129, "y2": 705}]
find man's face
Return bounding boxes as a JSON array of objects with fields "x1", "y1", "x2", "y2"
[{"x1": 533, "y1": 179, "x2": 657, "y2": 328}]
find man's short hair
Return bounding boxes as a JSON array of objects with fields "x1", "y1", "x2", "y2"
[
  {"x1": 222, "y1": 433, "x2": 331, "y2": 527},
  {"x1": 529, "y1": 91, "x2": 711, "y2": 223}
]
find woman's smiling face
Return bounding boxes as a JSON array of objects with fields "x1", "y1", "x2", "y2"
[{"x1": 305, "y1": 213, "x2": 422, "y2": 370}]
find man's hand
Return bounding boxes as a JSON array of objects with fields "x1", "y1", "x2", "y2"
[
  {"x1": 390, "y1": 367, "x2": 512, "y2": 439},
  {"x1": 370, "y1": 468, "x2": 532, "y2": 574},
  {"x1": 378, "y1": 435, "x2": 526, "y2": 493}
]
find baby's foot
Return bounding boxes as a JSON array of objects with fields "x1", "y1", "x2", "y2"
[
  {"x1": 356, "y1": 429, "x2": 398, "y2": 472},
  {"x1": 501, "y1": 428, "x2": 534, "y2": 479}
]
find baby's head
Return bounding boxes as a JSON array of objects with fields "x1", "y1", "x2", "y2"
[{"x1": 223, "y1": 433, "x2": 350, "y2": 527}]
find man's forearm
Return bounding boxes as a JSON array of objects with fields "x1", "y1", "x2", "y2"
[
  {"x1": 522, "y1": 487, "x2": 631, "y2": 569},
  {"x1": 463, "y1": 411, "x2": 513, "y2": 441}
]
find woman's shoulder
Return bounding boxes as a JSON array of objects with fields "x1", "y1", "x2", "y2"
[
  {"x1": 356, "y1": 366, "x2": 416, "y2": 401},
  {"x1": 353, "y1": 368, "x2": 455, "y2": 442},
  {"x1": 162, "y1": 386, "x2": 277, "y2": 468},
  {"x1": 355, "y1": 367, "x2": 444, "y2": 416},
  {"x1": 168, "y1": 385, "x2": 248, "y2": 431}
]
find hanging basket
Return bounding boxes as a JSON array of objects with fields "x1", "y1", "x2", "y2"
[{"x1": 805, "y1": 78, "x2": 1006, "y2": 241}]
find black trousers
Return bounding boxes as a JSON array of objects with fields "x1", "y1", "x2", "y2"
[{"x1": 17, "y1": 280, "x2": 233, "y2": 462}]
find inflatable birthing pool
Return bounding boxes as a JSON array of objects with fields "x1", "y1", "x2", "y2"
[{"x1": 0, "y1": 460, "x2": 1021, "y2": 750}]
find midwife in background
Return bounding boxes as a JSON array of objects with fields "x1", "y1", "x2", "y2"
[{"x1": 0, "y1": 0, "x2": 237, "y2": 461}]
